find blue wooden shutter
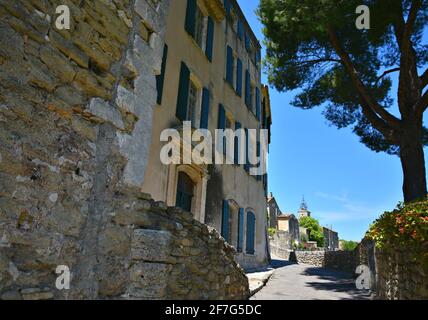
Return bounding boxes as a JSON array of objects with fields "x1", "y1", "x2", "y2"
[
  {"x1": 256, "y1": 140, "x2": 261, "y2": 181},
  {"x1": 200, "y1": 87, "x2": 210, "y2": 129},
  {"x1": 221, "y1": 200, "x2": 230, "y2": 242},
  {"x1": 218, "y1": 104, "x2": 226, "y2": 129},
  {"x1": 185, "y1": 0, "x2": 196, "y2": 37},
  {"x1": 226, "y1": 46, "x2": 234, "y2": 86},
  {"x1": 234, "y1": 121, "x2": 241, "y2": 165},
  {"x1": 156, "y1": 44, "x2": 168, "y2": 105},
  {"x1": 237, "y1": 208, "x2": 244, "y2": 252},
  {"x1": 255, "y1": 87, "x2": 261, "y2": 121},
  {"x1": 245, "y1": 33, "x2": 250, "y2": 51},
  {"x1": 205, "y1": 17, "x2": 214, "y2": 62},
  {"x1": 246, "y1": 212, "x2": 255, "y2": 254},
  {"x1": 244, "y1": 128, "x2": 250, "y2": 172},
  {"x1": 237, "y1": 20, "x2": 243, "y2": 40},
  {"x1": 176, "y1": 62, "x2": 190, "y2": 121},
  {"x1": 236, "y1": 58, "x2": 242, "y2": 97},
  {"x1": 223, "y1": 0, "x2": 231, "y2": 18},
  {"x1": 245, "y1": 70, "x2": 251, "y2": 108}
]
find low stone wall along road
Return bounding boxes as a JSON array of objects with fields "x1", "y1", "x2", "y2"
[{"x1": 251, "y1": 258, "x2": 373, "y2": 300}]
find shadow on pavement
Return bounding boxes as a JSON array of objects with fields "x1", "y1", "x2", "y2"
[
  {"x1": 302, "y1": 267, "x2": 372, "y2": 300},
  {"x1": 270, "y1": 259, "x2": 296, "y2": 269}
]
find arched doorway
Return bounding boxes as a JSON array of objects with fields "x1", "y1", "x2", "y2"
[{"x1": 175, "y1": 171, "x2": 194, "y2": 213}]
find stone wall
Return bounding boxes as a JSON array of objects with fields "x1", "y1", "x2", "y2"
[
  {"x1": 293, "y1": 250, "x2": 355, "y2": 274},
  {"x1": 293, "y1": 251, "x2": 325, "y2": 267},
  {"x1": 375, "y1": 248, "x2": 428, "y2": 300},
  {"x1": 269, "y1": 231, "x2": 293, "y2": 260},
  {"x1": 355, "y1": 240, "x2": 428, "y2": 299},
  {"x1": 0, "y1": 0, "x2": 249, "y2": 300}
]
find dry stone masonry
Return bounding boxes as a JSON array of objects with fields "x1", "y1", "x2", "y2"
[{"x1": 0, "y1": 0, "x2": 249, "y2": 300}]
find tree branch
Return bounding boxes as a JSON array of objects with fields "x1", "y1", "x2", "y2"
[
  {"x1": 393, "y1": 1, "x2": 422, "y2": 117},
  {"x1": 421, "y1": 69, "x2": 428, "y2": 89},
  {"x1": 375, "y1": 68, "x2": 400, "y2": 85},
  {"x1": 403, "y1": 0, "x2": 422, "y2": 45},
  {"x1": 327, "y1": 27, "x2": 402, "y2": 130},
  {"x1": 415, "y1": 90, "x2": 428, "y2": 117},
  {"x1": 286, "y1": 58, "x2": 341, "y2": 67},
  {"x1": 358, "y1": 95, "x2": 399, "y2": 144}
]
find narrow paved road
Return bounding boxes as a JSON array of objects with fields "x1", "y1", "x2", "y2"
[{"x1": 251, "y1": 258, "x2": 372, "y2": 300}]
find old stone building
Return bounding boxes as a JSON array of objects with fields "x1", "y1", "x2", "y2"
[
  {"x1": 277, "y1": 214, "x2": 300, "y2": 245},
  {"x1": 323, "y1": 227, "x2": 339, "y2": 251},
  {"x1": 0, "y1": 0, "x2": 250, "y2": 300},
  {"x1": 267, "y1": 192, "x2": 280, "y2": 229},
  {"x1": 140, "y1": 0, "x2": 271, "y2": 269}
]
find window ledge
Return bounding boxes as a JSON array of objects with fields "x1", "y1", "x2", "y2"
[
  {"x1": 186, "y1": 32, "x2": 211, "y2": 63},
  {"x1": 244, "y1": 252, "x2": 256, "y2": 257}
]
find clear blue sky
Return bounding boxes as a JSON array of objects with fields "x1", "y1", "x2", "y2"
[{"x1": 238, "y1": 0, "x2": 428, "y2": 241}]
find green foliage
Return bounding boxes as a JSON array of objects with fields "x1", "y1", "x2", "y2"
[
  {"x1": 299, "y1": 216, "x2": 325, "y2": 247},
  {"x1": 367, "y1": 200, "x2": 428, "y2": 264},
  {"x1": 268, "y1": 227, "x2": 277, "y2": 237},
  {"x1": 340, "y1": 239, "x2": 359, "y2": 251},
  {"x1": 257, "y1": 0, "x2": 428, "y2": 155}
]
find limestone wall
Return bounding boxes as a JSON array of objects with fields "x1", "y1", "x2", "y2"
[
  {"x1": 269, "y1": 231, "x2": 293, "y2": 260},
  {"x1": 293, "y1": 250, "x2": 356, "y2": 274},
  {"x1": 0, "y1": 0, "x2": 249, "y2": 300},
  {"x1": 375, "y1": 249, "x2": 428, "y2": 300}
]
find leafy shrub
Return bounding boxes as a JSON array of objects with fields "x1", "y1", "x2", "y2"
[
  {"x1": 268, "y1": 227, "x2": 276, "y2": 238},
  {"x1": 340, "y1": 240, "x2": 358, "y2": 251},
  {"x1": 299, "y1": 216, "x2": 324, "y2": 247},
  {"x1": 367, "y1": 200, "x2": 428, "y2": 264}
]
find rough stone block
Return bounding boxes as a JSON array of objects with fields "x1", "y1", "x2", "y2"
[
  {"x1": 131, "y1": 229, "x2": 172, "y2": 263},
  {"x1": 128, "y1": 262, "x2": 170, "y2": 299}
]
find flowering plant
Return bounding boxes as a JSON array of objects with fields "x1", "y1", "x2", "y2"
[{"x1": 367, "y1": 200, "x2": 428, "y2": 264}]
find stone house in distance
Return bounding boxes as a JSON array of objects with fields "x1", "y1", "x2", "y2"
[
  {"x1": 141, "y1": 0, "x2": 272, "y2": 269},
  {"x1": 277, "y1": 214, "x2": 300, "y2": 245},
  {"x1": 267, "y1": 193, "x2": 281, "y2": 229}
]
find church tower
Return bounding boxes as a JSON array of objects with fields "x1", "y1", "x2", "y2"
[{"x1": 298, "y1": 196, "x2": 311, "y2": 218}]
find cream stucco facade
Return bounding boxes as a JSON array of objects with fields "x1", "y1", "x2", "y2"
[{"x1": 141, "y1": 0, "x2": 271, "y2": 269}]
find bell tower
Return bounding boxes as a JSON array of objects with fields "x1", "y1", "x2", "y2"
[{"x1": 298, "y1": 196, "x2": 311, "y2": 218}]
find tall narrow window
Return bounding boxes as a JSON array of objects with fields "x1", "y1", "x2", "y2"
[{"x1": 176, "y1": 172, "x2": 194, "y2": 213}]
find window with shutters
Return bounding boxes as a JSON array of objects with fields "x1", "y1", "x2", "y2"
[
  {"x1": 194, "y1": 6, "x2": 206, "y2": 49},
  {"x1": 176, "y1": 172, "x2": 195, "y2": 213},
  {"x1": 185, "y1": 0, "x2": 211, "y2": 56},
  {"x1": 187, "y1": 80, "x2": 198, "y2": 126}
]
